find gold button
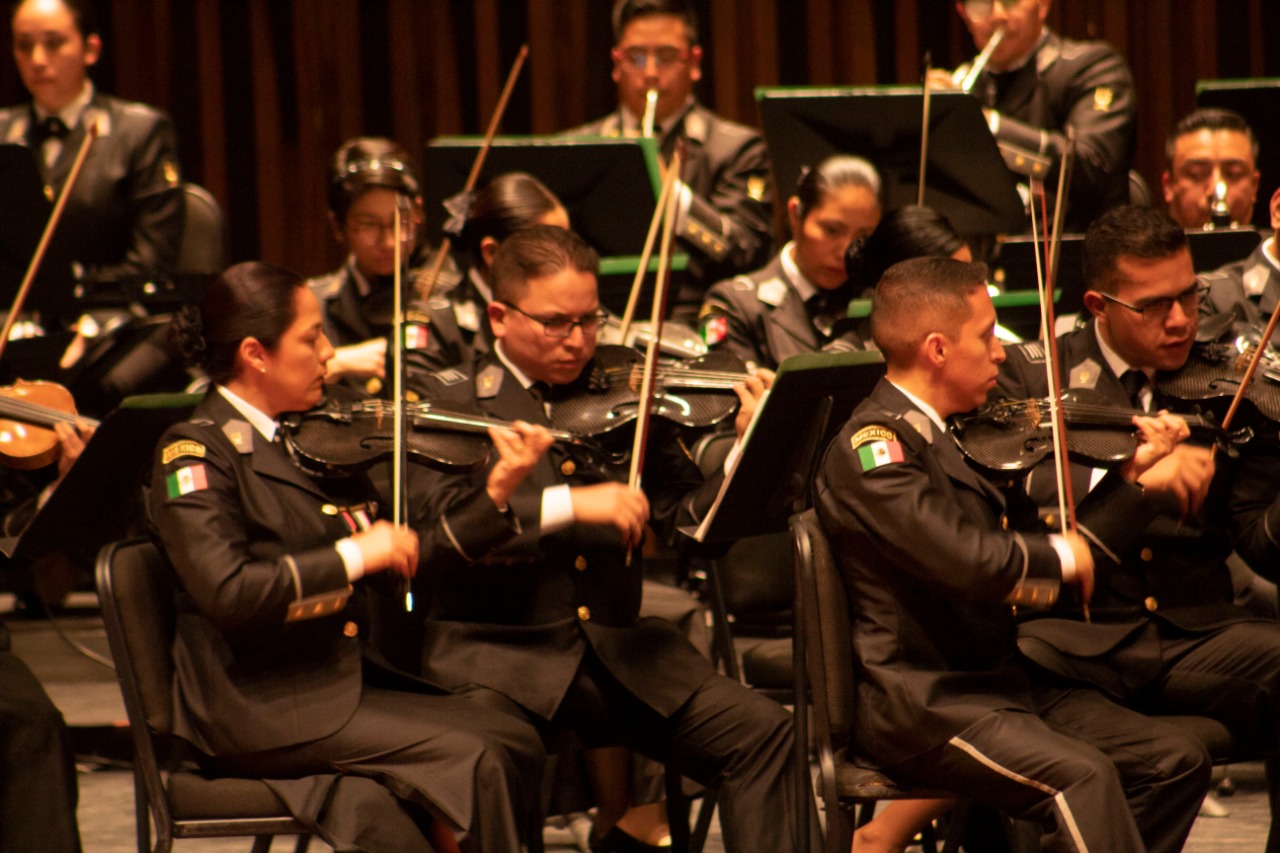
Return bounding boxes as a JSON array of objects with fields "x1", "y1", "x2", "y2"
[
  {"x1": 561, "y1": 460, "x2": 577, "y2": 477},
  {"x1": 1000, "y1": 514, "x2": 1008, "y2": 530},
  {"x1": 321, "y1": 504, "x2": 338, "y2": 516},
  {"x1": 574, "y1": 555, "x2": 588, "y2": 571},
  {"x1": 1044, "y1": 514, "x2": 1055, "y2": 528},
  {"x1": 343, "y1": 621, "x2": 359, "y2": 637},
  {"x1": 1144, "y1": 596, "x2": 1158, "y2": 612},
  {"x1": 577, "y1": 606, "x2": 591, "y2": 621},
  {"x1": 364, "y1": 377, "x2": 383, "y2": 395},
  {"x1": 1140, "y1": 547, "x2": 1154, "y2": 562},
  {"x1": 406, "y1": 390, "x2": 420, "y2": 403}
]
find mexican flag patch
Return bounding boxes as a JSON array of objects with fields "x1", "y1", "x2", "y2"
[
  {"x1": 850, "y1": 425, "x2": 904, "y2": 471},
  {"x1": 404, "y1": 324, "x2": 429, "y2": 349},
  {"x1": 166, "y1": 464, "x2": 208, "y2": 498}
]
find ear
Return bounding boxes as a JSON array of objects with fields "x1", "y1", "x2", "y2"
[
  {"x1": 1082, "y1": 290, "x2": 1108, "y2": 322},
  {"x1": 688, "y1": 44, "x2": 703, "y2": 84},
  {"x1": 786, "y1": 196, "x2": 802, "y2": 239},
  {"x1": 83, "y1": 34, "x2": 101, "y2": 67},
  {"x1": 479, "y1": 236, "x2": 501, "y2": 271},
  {"x1": 238, "y1": 337, "x2": 269, "y2": 375},
  {"x1": 1160, "y1": 171, "x2": 1175, "y2": 206},
  {"x1": 1270, "y1": 187, "x2": 1280, "y2": 230},
  {"x1": 1037, "y1": 0, "x2": 1052, "y2": 24},
  {"x1": 610, "y1": 47, "x2": 624, "y2": 85},
  {"x1": 922, "y1": 331, "x2": 948, "y2": 369},
  {"x1": 487, "y1": 300, "x2": 509, "y2": 338}
]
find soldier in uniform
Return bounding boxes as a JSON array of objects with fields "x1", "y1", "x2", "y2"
[
  {"x1": 151, "y1": 261, "x2": 550, "y2": 852},
  {"x1": 698, "y1": 154, "x2": 881, "y2": 370},
  {"x1": 567, "y1": 0, "x2": 773, "y2": 320},
  {"x1": 935, "y1": 0, "x2": 1136, "y2": 231},
  {"x1": 996, "y1": 206, "x2": 1280, "y2": 783},
  {"x1": 817, "y1": 255, "x2": 1209, "y2": 853},
  {"x1": 409, "y1": 225, "x2": 818, "y2": 853},
  {"x1": 1162, "y1": 107, "x2": 1260, "y2": 230}
]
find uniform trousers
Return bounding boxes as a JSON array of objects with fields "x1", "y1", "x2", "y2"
[
  {"x1": 887, "y1": 686, "x2": 1209, "y2": 853},
  {"x1": 457, "y1": 647, "x2": 822, "y2": 853},
  {"x1": 0, "y1": 648, "x2": 80, "y2": 853},
  {"x1": 208, "y1": 687, "x2": 545, "y2": 853}
]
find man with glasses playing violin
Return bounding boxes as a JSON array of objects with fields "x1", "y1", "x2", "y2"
[
  {"x1": 405, "y1": 224, "x2": 818, "y2": 853},
  {"x1": 566, "y1": 0, "x2": 773, "y2": 322},
  {"x1": 931, "y1": 0, "x2": 1135, "y2": 231},
  {"x1": 997, "y1": 206, "x2": 1280, "y2": 807}
]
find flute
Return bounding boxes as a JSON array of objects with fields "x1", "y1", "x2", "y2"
[{"x1": 956, "y1": 26, "x2": 1006, "y2": 93}]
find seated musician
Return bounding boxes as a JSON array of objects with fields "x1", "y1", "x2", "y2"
[
  {"x1": 996, "y1": 206, "x2": 1280, "y2": 795},
  {"x1": 307, "y1": 136, "x2": 423, "y2": 390},
  {"x1": 150, "y1": 261, "x2": 549, "y2": 852},
  {"x1": 844, "y1": 205, "x2": 972, "y2": 296},
  {"x1": 407, "y1": 224, "x2": 818, "y2": 852},
  {"x1": 1201, "y1": 187, "x2": 1280, "y2": 334},
  {"x1": 816, "y1": 255, "x2": 1209, "y2": 853},
  {"x1": 699, "y1": 154, "x2": 881, "y2": 369},
  {"x1": 1162, "y1": 107, "x2": 1260, "y2": 231}
]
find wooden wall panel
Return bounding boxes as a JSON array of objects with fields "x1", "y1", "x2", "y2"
[{"x1": 0, "y1": 1, "x2": 1272, "y2": 274}]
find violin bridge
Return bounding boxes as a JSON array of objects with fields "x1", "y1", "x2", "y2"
[{"x1": 1022, "y1": 400, "x2": 1042, "y2": 430}]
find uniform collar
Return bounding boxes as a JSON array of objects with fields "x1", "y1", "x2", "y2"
[
  {"x1": 779, "y1": 241, "x2": 820, "y2": 303},
  {"x1": 493, "y1": 340, "x2": 538, "y2": 391},
  {"x1": 217, "y1": 384, "x2": 277, "y2": 442},
  {"x1": 887, "y1": 379, "x2": 947, "y2": 433},
  {"x1": 35, "y1": 80, "x2": 93, "y2": 129},
  {"x1": 1092, "y1": 321, "x2": 1149, "y2": 384}
]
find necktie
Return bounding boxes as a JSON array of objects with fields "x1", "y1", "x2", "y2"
[
  {"x1": 1120, "y1": 369, "x2": 1148, "y2": 412},
  {"x1": 28, "y1": 115, "x2": 68, "y2": 149}
]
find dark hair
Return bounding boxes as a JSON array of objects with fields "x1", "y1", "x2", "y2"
[
  {"x1": 171, "y1": 262, "x2": 304, "y2": 385},
  {"x1": 328, "y1": 136, "x2": 420, "y2": 222},
  {"x1": 490, "y1": 225, "x2": 600, "y2": 303},
  {"x1": 1082, "y1": 205, "x2": 1188, "y2": 295},
  {"x1": 793, "y1": 154, "x2": 881, "y2": 222},
  {"x1": 1166, "y1": 107, "x2": 1259, "y2": 167},
  {"x1": 871, "y1": 256, "x2": 988, "y2": 367},
  {"x1": 459, "y1": 172, "x2": 565, "y2": 273},
  {"x1": 612, "y1": 0, "x2": 698, "y2": 43},
  {"x1": 11, "y1": 0, "x2": 97, "y2": 38},
  {"x1": 845, "y1": 205, "x2": 965, "y2": 293}
]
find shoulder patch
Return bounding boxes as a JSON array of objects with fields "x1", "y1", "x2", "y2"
[
  {"x1": 1068, "y1": 358, "x2": 1103, "y2": 391},
  {"x1": 850, "y1": 425, "x2": 898, "y2": 449},
  {"x1": 165, "y1": 464, "x2": 208, "y2": 498},
  {"x1": 453, "y1": 300, "x2": 481, "y2": 332},
  {"x1": 476, "y1": 364, "x2": 504, "y2": 398},
  {"x1": 902, "y1": 410, "x2": 934, "y2": 444},
  {"x1": 1092, "y1": 86, "x2": 1113, "y2": 112},
  {"x1": 222, "y1": 419, "x2": 254, "y2": 454},
  {"x1": 850, "y1": 425, "x2": 905, "y2": 472},
  {"x1": 757, "y1": 277, "x2": 788, "y2": 307},
  {"x1": 433, "y1": 367, "x2": 467, "y2": 386},
  {"x1": 1013, "y1": 341, "x2": 1046, "y2": 363},
  {"x1": 747, "y1": 174, "x2": 767, "y2": 202},
  {"x1": 162, "y1": 439, "x2": 205, "y2": 465},
  {"x1": 404, "y1": 323, "x2": 429, "y2": 350},
  {"x1": 730, "y1": 275, "x2": 755, "y2": 292}
]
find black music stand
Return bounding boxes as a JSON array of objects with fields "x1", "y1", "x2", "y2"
[
  {"x1": 1197, "y1": 78, "x2": 1280, "y2": 231},
  {"x1": 994, "y1": 234, "x2": 1087, "y2": 316},
  {"x1": 756, "y1": 86, "x2": 1026, "y2": 237},
  {"x1": 0, "y1": 391, "x2": 200, "y2": 561},
  {"x1": 1186, "y1": 227, "x2": 1262, "y2": 271},
  {"x1": 684, "y1": 349, "x2": 885, "y2": 544},
  {"x1": 421, "y1": 135, "x2": 686, "y2": 314}
]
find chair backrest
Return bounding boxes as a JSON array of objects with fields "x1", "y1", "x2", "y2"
[
  {"x1": 174, "y1": 183, "x2": 225, "y2": 275},
  {"x1": 96, "y1": 538, "x2": 180, "y2": 824},
  {"x1": 791, "y1": 508, "x2": 856, "y2": 749}
]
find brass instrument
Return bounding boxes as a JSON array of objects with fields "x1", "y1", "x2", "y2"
[
  {"x1": 955, "y1": 26, "x2": 1006, "y2": 93},
  {"x1": 641, "y1": 87, "x2": 658, "y2": 138}
]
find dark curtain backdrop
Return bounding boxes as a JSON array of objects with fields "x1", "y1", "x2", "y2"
[{"x1": 0, "y1": 0, "x2": 1273, "y2": 278}]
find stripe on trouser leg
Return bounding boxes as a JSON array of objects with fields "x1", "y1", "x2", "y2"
[{"x1": 949, "y1": 735, "x2": 1089, "y2": 853}]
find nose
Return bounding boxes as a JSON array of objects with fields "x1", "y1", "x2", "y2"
[
  {"x1": 992, "y1": 338, "x2": 1007, "y2": 364},
  {"x1": 30, "y1": 44, "x2": 46, "y2": 66},
  {"x1": 1165, "y1": 298, "x2": 1192, "y2": 330},
  {"x1": 318, "y1": 333, "x2": 336, "y2": 365}
]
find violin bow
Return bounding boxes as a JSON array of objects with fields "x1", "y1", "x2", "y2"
[
  {"x1": 413, "y1": 44, "x2": 529, "y2": 305},
  {"x1": 625, "y1": 147, "x2": 683, "y2": 564},
  {"x1": 392, "y1": 197, "x2": 416, "y2": 610},
  {"x1": 1218, "y1": 291, "x2": 1280, "y2": 435},
  {"x1": 917, "y1": 52, "x2": 932, "y2": 208},
  {"x1": 0, "y1": 118, "x2": 100, "y2": 362},
  {"x1": 1030, "y1": 139, "x2": 1086, "y2": 620},
  {"x1": 617, "y1": 145, "x2": 676, "y2": 344}
]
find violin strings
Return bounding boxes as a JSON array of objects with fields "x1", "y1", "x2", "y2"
[{"x1": 0, "y1": 398, "x2": 82, "y2": 426}]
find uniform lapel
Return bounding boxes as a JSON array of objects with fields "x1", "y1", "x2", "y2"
[
  {"x1": 763, "y1": 259, "x2": 822, "y2": 352},
  {"x1": 202, "y1": 393, "x2": 332, "y2": 503}
]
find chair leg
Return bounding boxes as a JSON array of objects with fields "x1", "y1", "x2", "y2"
[
  {"x1": 1265, "y1": 755, "x2": 1280, "y2": 853},
  {"x1": 689, "y1": 791, "x2": 715, "y2": 853},
  {"x1": 293, "y1": 835, "x2": 311, "y2": 853},
  {"x1": 940, "y1": 799, "x2": 971, "y2": 853},
  {"x1": 665, "y1": 766, "x2": 691, "y2": 853},
  {"x1": 250, "y1": 836, "x2": 274, "y2": 853}
]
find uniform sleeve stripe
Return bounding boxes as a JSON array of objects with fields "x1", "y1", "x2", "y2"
[
  {"x1": 441, "y1": 515, "x2": 472, "y2": 562},
  {"x1": 283, "y1": 555, "x2": 303, "y2": 602}
]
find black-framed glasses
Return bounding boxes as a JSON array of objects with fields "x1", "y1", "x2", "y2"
[
  {"x1": 618, "y1": 46, "x2": 688, "y2": 72},
  {"x1": 1099, "y1": 282, "x2": 1209, "y2": 324},
  {"x1": 499, "y1": 301, "x2": 609, "y2": 338},
  {"x1": 962, "y1": 0, "x2": 1023, "y2": 21}
]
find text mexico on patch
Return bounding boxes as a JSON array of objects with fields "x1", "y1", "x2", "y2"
[{"x1": 850, "y1": 425, "x2": 904, "y2": 472}]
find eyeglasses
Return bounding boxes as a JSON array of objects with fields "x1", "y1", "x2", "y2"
[
  {"x1": 617, "y1": 46, "x2": 689, "y2": 72},
  {"x1": 1098, "y1": 282, "x2": 1209, "y2": 324},
  {"x1": 347, "y1": 217, "x2": 415, "y2": 241},
  {"x1": 962, "y1": 0, "x2": 1024, "y2": 21},
  {"x1": 499, "y1": 301, "x2": 609, "y2": 338}
]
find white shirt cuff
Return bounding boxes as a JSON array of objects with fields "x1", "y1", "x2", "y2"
[
  {"x1": 541, "y1": 484, "x2": 575, "y2": 534},
  {"x1": 675, "y1": 180, "x2": 693, "y2": 224},
  {"x1": 1048, "y1": 533, "x2": 1076, "y2": 582},
  {"x1": 335, "y1": 538, "x2": 365, "y2": 581}
]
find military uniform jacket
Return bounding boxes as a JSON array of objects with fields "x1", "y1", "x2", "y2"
[
  {"x1": 413, "y1": 352, "x2": 721, "y2": 721},
  {"x1": 814, "y1": 378, "x2": 1067, "y2": 767},
  {"x1": 965, "y1": 30, "x2": 1135, "y2": 231},
  {"x1": 405, "y1": 263, "x2": 493, "y2": 375},
  {"x1": 1201, "y1": 242, "x2": 1280, "y2": 340},
  {"x1": 149, "y1": 391, "x2": 508, "y2": 756},
  {"x1": 996, "y1": 322, "x2": 1280, "y2": 689},
  {"x1": 569, "y1": 101, "x2": 773, "y2": 302},
  {"x1": 0, "y1": 91, "x2": 183, "y2": 320},
  {"x1": 700, "y1": 253, "x2": 869, "y2": 371}
]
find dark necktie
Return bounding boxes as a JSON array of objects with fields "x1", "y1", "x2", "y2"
[
  {"x1": 28, "y1": 115, "x2": 68, "y2": 149},
  {"x1": 1120, "y1": 369, "x2": 1148, "y2": 412}
]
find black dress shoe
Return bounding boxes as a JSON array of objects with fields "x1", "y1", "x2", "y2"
[{"x1": 590, "y1": 826, "x2": 670, "y2": 853}]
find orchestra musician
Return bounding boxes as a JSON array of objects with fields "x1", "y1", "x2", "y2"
[
  {"x1": 567, "y1": 0, "x2": 774, "y2": 322},
  {"x1": 843, "y1": 205, "x2": 973, "y2": 297},
  {"x1": 306, "y1": 136, "x2": 423, "y2": 391},
  {"x1": 0, "y1": 0, "x2": 183, "y2": 321},
  {"x1": 408, "y1": 224, "x2": 819, "y2": 853},
  {"x1": 698, "y1": 154, "x2": 881, "y2": 368},
  {"x1": 931, "y1": 0, "x2": 1136, "y2": 231},
  {"x1": 1162, "y1": 107, "x2": 1261, "y2": 231},
  {"x1": 816, "y1": 255, "x2": 1210, "y2": 853},
  {"x1": 150, "y1": 261, "x2": 550, "y2": 852},
  {"x1": 996, "y1": 206, "x2": 1280, "y2": 786}
]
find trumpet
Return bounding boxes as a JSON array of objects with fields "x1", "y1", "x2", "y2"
[
  {"x1": 954, "y1": 26, "x2": 1006, "y2": 93},
  {"x1": 641, "y1": 87, "x2": 658, "y2": 138}
]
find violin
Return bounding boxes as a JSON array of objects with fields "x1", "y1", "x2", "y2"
[
  {"x1": 1158, "y1": 321, "x2": 1280, "y2": 426},
  {"x1": 951, "y1": 391, "x2": 1243, "y2": 474},
  {"x1": 281, "y1": 384, "x2": 603, "y2": 477},
  {"x1": 549, "y1": 344, "x2": 749, "y2": 439},
  {"x1": 0, "y1": 379, "x2": 98, "y2": 470}
]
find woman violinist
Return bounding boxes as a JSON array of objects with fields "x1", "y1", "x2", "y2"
[{"x1": 150, "y1": 261, "x2": 553, "y2": 852}]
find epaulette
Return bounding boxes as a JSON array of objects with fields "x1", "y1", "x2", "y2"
[
  {"x1": 306, "y1": 271, "x2": 344, "y2": 301},
  {"x1": 1011, "y1": 340, "x2": 1046, "y2": 364}
]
